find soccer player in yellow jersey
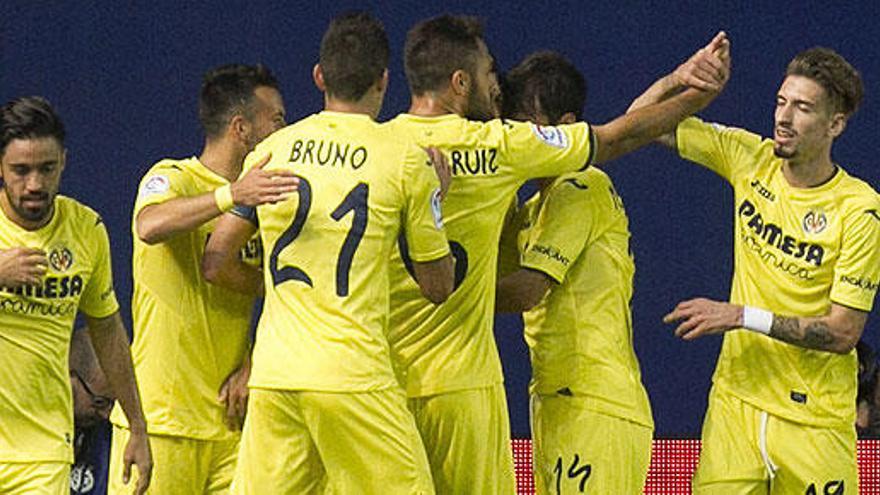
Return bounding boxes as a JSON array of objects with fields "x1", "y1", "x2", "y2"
[
  {"x1": 223, "y1": 13, "x2": 454, "y2": 494},
  {"x1": 633, "y1": 46, "x2": 880, "y2": 493},
  {"x1": 108, "y1": 64, "x2": 296, "y2": 494},
  {"x1": 387, "y1": 16, "x2": 730, "y2": 494},
  {"x1": 495, "y1": 51, "x2": 654, "y2": 494},
  {"x1": 0, "y1": 96, "x2": 152, "y2": 494}
]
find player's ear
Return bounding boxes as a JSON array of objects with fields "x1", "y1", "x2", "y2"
[
  {"x1": 313, "y1": 64, "x2": 327, "y2": 93},
  {"x1": 450, "y1": 69, "x2": 470, "y2": 96},
  {"x1": 828, "y1": 112, "x2": 847, "y2": 139},
  {"x1": 229, "y1": 114, "x2": 249, "y2": 143}
]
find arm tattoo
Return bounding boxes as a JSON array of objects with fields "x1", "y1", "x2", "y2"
[{"x1": 769, "y1": 316, "x2": 835, "y2": 351}]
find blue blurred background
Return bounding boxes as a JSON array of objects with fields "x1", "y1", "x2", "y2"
[{"x1": 3, "y1": 0, "x2": 878, "y2": 437}]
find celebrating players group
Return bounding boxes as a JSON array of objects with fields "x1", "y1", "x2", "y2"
[{"x1": 1, "y1": 10, "x2": 877, "y2": 495}]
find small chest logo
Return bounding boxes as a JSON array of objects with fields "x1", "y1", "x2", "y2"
[
  {"x1": 802, "y1": 210, "x2": 827, "y2": 235},
  {"x1": 48, "y1": 246, "x2": 74, "y2": 272}
]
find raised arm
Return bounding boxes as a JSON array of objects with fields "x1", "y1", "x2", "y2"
[
  {"x1": 84, "y1": 311, "x2": 152, "y2": 494},
  {"x1": 136, "y1": 154, "x2": 298, "y2": 245}
]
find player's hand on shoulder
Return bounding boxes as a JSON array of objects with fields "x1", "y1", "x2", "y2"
[
  {"x1": 0, "y1": 247, "x2": 48, "y2": 287},
  {"x1": 425, "y1": 146, "x2": 452, "y2": 200},
  {"x1": 663, "y1": 297, "x2": 741, "y2": 340},
  {"x1": 231, "y1": 153, "x2": 300, "y2": 207},
  {"x1": 673, "y1": 31, "x2": 731, "y2": 93}
]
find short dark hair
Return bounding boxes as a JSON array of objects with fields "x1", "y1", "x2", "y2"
[
  {"x1": 0, "y1": 96, "x2": 65, "y2": 158},
  {"x1": 199, "y1": 64, "x2": 279, "y2": 138},
  {"x1": 404, "y1": 15, "x2": 484, "y2": 96},
  {"x1": 319, "y1": 12, "x2": 389, "y2": 102},
  {"x1": 502, "y1": 51, "x2": 586, "y2": 124},
  {"x1": 785, "y1": 47, "x2": 863, "y2": 117}
]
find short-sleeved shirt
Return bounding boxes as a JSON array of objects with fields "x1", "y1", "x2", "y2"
[
  {"x1": 246, "y1": 111, "x2": 450, "y2": 392},
  {"x1": 385, "y1": 114, "x2": 595, "y2": 397},
  {"x1": 518, "y1": 169, "x2": 653, "y2": 428},
  {"x1": 0, "y1": 196, "x2": 119, "y2": 462},
  {"x1": 677, "y1": 116, "x2": 880, "y2": 426},
  {"x1": 110, "y1": 157, "x2": 260, "y2": 440}
]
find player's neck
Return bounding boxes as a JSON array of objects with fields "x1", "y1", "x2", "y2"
[
  {"x1": 408, "y1": 92, "x2": 463, "y2": 118},
  {"x1": 324, "y1": 96, "x2": 379, "y2": 120},
  {"x1": 199, "y1": 139, "x2": 245, "y2": 183},
  {"x1": 781, "y1": 154, "x2": 837, "y2": 188}
]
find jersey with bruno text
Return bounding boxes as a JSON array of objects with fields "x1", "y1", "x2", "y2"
[
  {"x1": 246, "y1": 111, "x2": 450, "y2": 393},
  {"x1": 678, "y1": 117, "x2": 880, "y2": 427},
  {"x1": 519, "y1": 169, "x2": 653, "y2": 428},
  {"x1": 0, "y1": 196, "x2": 119, "y2": 462},
  {"x1": 386, "y1": 114, "x2": 595, "y2": 397},
  {"x1": 110, "y1": 157, "x2": 261, "y2": 441}
]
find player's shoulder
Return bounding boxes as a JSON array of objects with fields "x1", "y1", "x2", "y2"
[
  {"x1": 549, "y1": 167, "x2": 609, "y2": 197},
  {"x1": 681, "y1": 116, "x2": 765, "y2": 146},
  {"x1": 55, "y1": 195, "x2": 106, "y2": 232},
  {"x1": 836, "y1": 168, "x2": 880, "y2": 210},
  {"x1": 146, "y1": 156, "x2": 196, "y2": 175}
]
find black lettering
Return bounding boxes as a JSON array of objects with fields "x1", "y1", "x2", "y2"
[
  {"x1": 451, "y1": 150, "x2": 464, "y2": 175},
  {"x1": 739, "y1": 199, "x2": 755, "y2": 217},
  {"x1": 780, "y1": 235, "x2": 796, "y2": 255},
  {"x1": 289, "y1": 140, "x2": 302, "y2": 162},
  {"x1": 464, "y1": 150, "x2": 480, "y2": 174},
  {"x1": 748, "y1": 213, "x2": 764, "y2": 235},
  {"x1": 333, "y1": 143, "x2": 350, "y2": 167},
  {"x1": 763, "y1": 223, "x2": 782, "y2": 246},
  {"x1": 488, "y1": 148, "x2": 498, "y2": 173},
  {"x1": 303, "y1": 140, "x2": 315, "y2": 163},
  {"x1": 316, "y1": 140, "x2": 332, "y2": 165},
  {"x1": 45, "y1": 278, "x2": 57, "y2": 298},
  {"x1": 70, "y1": 275, "x2": 83, "y2": 297},
  {"x1": 824, "y1": 480, "x2": 844, "y2": 495},
  {"x1": 351, "y1": 147, "x2": 367, "y2": 169},
  {"x1": 806, "y1": 245, "x2": 824, "y2": 267},
  {"x1": 60, "y1": 277, "x2": 70, "y2": 297}
]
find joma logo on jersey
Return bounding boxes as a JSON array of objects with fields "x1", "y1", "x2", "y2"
[
  {"x1": 749, "y1": 179, "x2": 776, "y2": 201},
  {"x1": 289, "y1": 139, "x2": 368, "y2": 170},
  {"x1": 48, "y1": 246, "x2": 74, "y2": 272},
  {"x1": 450, "y1": 148, "x2": 498, "y2": 175},
  {"x1": 803, "y1": 210, "x2": 828, "y2": 235},
  {"x1": 739, "y1": 199, "x2": 825, "y2": 266},
  {"x1": 1, "y1": 275, "x2": 84, "y2": 299}
]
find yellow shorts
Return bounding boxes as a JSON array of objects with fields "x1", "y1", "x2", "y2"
[
  {"x1": 407, "y1": 383, "x2": 516, "y2": 495},
  {"x1": 232, "y1": 387, "x2": 433, "y2": 495},
  {"x1": 693, "y1": 388, "x2": 857, "y2": 494},
  {"x1": 530, "y1": 393, "x2": 652, "y2": 494},
  {"x1": 109, "y1": 425, "x2": 239, "y2": 494},
  {"x1": 0, "y1": 462, "x2": 69, "y2": 494}
]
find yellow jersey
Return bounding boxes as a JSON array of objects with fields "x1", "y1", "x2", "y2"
[
  {"x1": 386, "y1": 114, "x2": 595, "y2": 397},
  {"x1": 110, "y1": 157, "x2": 260, "y2": 440},
  {"x1": 678, "y1": 117, "x2": 880, "y2": 426},
  {"x1": 519, "y1": 169, "x2": 653, "y2": 428},
  {"x1": 246, "y1": 111, "x2": 450, "y2": 392},
  {"x1": 0, "y1": 196, "x2": 119, "y2": 462}
]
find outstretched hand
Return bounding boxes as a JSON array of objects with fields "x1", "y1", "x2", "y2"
[
  {"x1": 673, "y1": 31, "x2": 731, "y2": 93},
  {"x1": 663, "y1": 297, "x2": 742, "y2": 340}
]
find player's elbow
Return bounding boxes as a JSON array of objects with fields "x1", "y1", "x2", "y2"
[
  {"x1": 830, "y1": 332, "x2": 860, "y2": 354},
  {"x1": 413, "y1": 255, "x2": 454, "y2": 304},
  {"x1": 200, "y1": 251, "x2": 224, "y2": 285},
  {"x1": 135, "y1": 221, "x2": 164, "y2": 245}
]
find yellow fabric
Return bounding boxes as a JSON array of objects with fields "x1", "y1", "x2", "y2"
[
  {"x1": 519, "y1": 169, "x2": 653, "y2": 428},
  {"x1": 111, "y1": 157, "x2": 259, "y2": 441},
  {"x1": 693, "y1": 389, "x2": 857, "y2": 494},
  {"x1": 385, "y1": 114, "x2": 595, "y2": 397},
  {"x1": 531, "y1": 393, "x2": 652, "y2": 495},
  {"x1": 243, "y1": 111, "x2": 449, "y2": 393},
  {"x1": 678, "y1": 117, "x2": 880, "y2": 427},
  {"x1": 232, "y1": 388, "x2": 434, "y2": 495},
  {"x1": 0, "y1": 196, "x2": 119, "y2": 463},
  {"x1": 109, "y1": 426, "x2": 239, "y2": 494},
  {"x1": 407, "y1": 384, "x2": 516, "y2": 495},
  {"x1": 0, "y1": 462, "x2": 69, "y2": 494}
]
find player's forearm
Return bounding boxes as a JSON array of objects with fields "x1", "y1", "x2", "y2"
[
  {"x1": 86, "y1": 312, "x2": 148, "y2": 432},
  {"x1": 627, "y1": 73, "x2": 682, "y2": 113},
  {"x1": 495, "y1": 268, "x2": 552, "y2": 313},
  {"x1": 769, "y1": 314, "x2": 862, "y2": 354},
  {"x1": 202, "y1": 250, "x2": 264, "y2": 295},
  {"x1": 136, "y1": 193, "x2": 223, "y2": 245},
  {"x1": 593, "y1": 87, "x2": 714, "y2": 164}
]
